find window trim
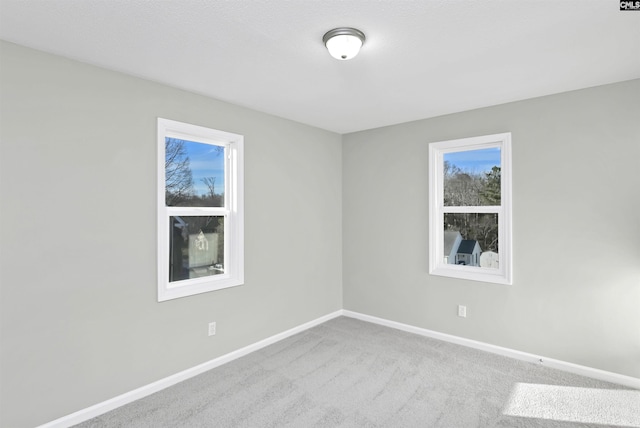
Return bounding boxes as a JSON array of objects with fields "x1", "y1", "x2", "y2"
[
  {"x1": 157, "y1": 118, "x2": 244, "y2": 301},
  {"x1": 428, "y1": 132, "x2": 512, "y2": 285}
]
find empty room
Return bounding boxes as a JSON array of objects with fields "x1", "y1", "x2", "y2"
[{"x1": 1, "y1": 1, "x2": 639, "y2": 427}]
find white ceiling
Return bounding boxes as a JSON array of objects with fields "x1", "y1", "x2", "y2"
[{"x1": 1, "y1": 0, "x2": 638, "y2": 134}]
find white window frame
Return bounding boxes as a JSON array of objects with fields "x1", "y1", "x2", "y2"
[
  {"x1": 157, "y1": 118, "x2": 244, "y2": 301},
  {"x1": 428, "y1": 132, "x2": 512, "y2": 285}
]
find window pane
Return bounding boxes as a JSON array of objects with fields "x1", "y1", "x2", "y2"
[
  {"x1": 444, "y1": 213, "x2": 499, "y2": 268},
  {"x1": 165, "y1": 138, "x2": 225, "y2": 207},
  {"x1": 169, "y1": 216, "x2": 225, "y2": 282},
  {"x1": 443, "y1": 148, "x2": 501, "y2": 206}
]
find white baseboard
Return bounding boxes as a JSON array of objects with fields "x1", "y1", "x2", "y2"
[
  {"x1": 342, "y1": 310, "x2": 640, "y2": 390},
  {"x1": 37, "y1": 310, "x2": 343, "y2": 428},
  {"x1": 38, "y1": 308, "x2": 639, "y2": 427}
]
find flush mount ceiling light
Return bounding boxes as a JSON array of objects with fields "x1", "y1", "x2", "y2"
[{"x1": 323, "y1": 27, "x2": 366, "y2": 60}]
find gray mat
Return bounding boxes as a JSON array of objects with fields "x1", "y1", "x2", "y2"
[{"x1": 76, "y1": 317, "x2": 639, "y2": 427}]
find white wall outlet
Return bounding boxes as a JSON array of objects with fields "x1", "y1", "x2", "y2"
[
  {"x1": 208, "y1": 321, "x2": 216, "y2": 336},
  {"x1": 458, "y1": 305, "x2": 467, "y2": 318}
]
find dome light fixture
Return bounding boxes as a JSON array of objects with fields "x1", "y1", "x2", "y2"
[{"x1": 323, "y1": 27, "x2": 366, "y2": 60}]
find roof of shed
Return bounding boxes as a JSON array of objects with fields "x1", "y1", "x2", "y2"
[{"x1": 457, "y1": 240, "x2": 479, "y2": 254}]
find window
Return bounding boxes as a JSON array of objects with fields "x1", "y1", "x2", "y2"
[
  {"x1": 429, "y1": 133, "x2": 512, "y2": 284},
  {"x1": 157, "y1": 118, "x2": 244, "y2": 301}
]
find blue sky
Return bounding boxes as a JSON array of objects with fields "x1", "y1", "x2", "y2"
[
  {"x1": 181, "y1": 139, "x2": 225, "y2": 196},
  {"x1": 444, "y1": 147, "x2": 500, "y2": 174}
]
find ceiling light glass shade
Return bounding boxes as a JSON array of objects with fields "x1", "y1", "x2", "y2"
[{"x1": 323, "y1": 28, "x2": 365, "y2": 60}]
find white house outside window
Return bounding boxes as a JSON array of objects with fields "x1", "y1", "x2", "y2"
[
  {"x1": 157, "y1": 118, "x2": 244, "y2": 301},
  {"x1": 429, "y1": 132, "x2": 512, "y2": 285}
]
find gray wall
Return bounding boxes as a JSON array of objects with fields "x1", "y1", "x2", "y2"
[
  {"x1": 2, "y1": 40, "x2": 639, "y2": 428},
  {"x1": 343, "y1": 79, "x2": 640, "y2": 380},
  {"x1": 0, "y1": 41, "x2": 343, "y2": 428}
]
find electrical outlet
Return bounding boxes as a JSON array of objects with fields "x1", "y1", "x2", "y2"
[
  {"x1": 208, "y1": 321, "x2": 216, "y2": 336},
  {"x1": 458, "y1": 305, "x2": 467, "y2": 318}
]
